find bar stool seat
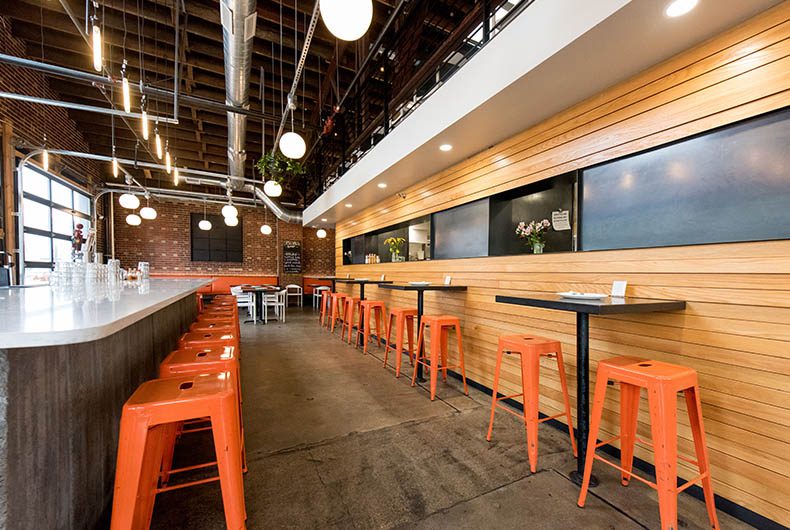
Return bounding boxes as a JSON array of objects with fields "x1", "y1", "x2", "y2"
[
  {"x1": 486, "y1": 334, "x2": 577, "y2": 473},
  {"x1": 342, "y1": 297, "x2": 361, "y2": 344},
  {"x1": 577, "y1": 357, "x2": 720, "y2": 530},
  {"x1": 110, "y1": 372, "x2": 246, "y2": 530},
  {"x1": 179, "y1": 330, "x2": 240, "y2": 353},
  {"x1": 356, "y1": 300, "x2": 385, "y2": 354},
  {"x1": 383, "y1": 308, "x2": 417, "y2": 377},
  {"x1": 197, "y1": 312, "x2": 240, "y2": 338},
  {"x1": 190, "y1": 321, "x2": 235, "y2": 333},
  {"x1": 412, "y1": 315, "x2": 468, "y2": 400}
]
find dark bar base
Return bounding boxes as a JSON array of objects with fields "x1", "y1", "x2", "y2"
[{"x1": 0, "y1": 295, "x2": 196, "y2": 529}]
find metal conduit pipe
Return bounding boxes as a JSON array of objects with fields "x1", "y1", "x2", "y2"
[
  {"x1": 101, "y1": 184, "x2": 259, "y2": 205},
  {"x1": 220, "y1": 0, "x2": 257, "y2": 190},
  {"x1": 0, "y1": 91, "x2": 175, "y2": 123}
]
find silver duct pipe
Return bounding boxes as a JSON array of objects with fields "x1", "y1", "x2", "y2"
[
  {"x1": 220, "y1": 0, "x2": 257, "y2": 190},
  {"x1": 101, "y1": 183, "x2": 259, "y2": 205},
  {"x1": 247, "y1": 185, "x2": 302, "y2": 224}
]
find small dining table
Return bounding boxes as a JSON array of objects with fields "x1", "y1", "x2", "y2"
[
  {"x1": 241, "y1": 285, "x2": 280, "y2": 324},
  {"x1": 379, "y1": 283, "x2": 468, "y2": 381},
  {"x1": 336, "y1": 279, "x2": 393, "y2": 347},
  {"x1": 495, "y1": 293, "x2": 686, "y2": 487},
  {"x1": 316, "y1": 276, "x2": 342, "y2": 292}
]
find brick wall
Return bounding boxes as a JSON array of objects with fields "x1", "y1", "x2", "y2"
[{"x1": 113, "y1": 197, "x2": 335, "y2": 281}]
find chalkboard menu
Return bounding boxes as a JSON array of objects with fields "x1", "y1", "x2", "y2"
[{"x1": 283, "y1": 240, "x2": 302, "y2": 273}]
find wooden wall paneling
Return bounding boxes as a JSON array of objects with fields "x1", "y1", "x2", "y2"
[{"x1": 333, "y1": 4, "x2": 790, "y2": 525}]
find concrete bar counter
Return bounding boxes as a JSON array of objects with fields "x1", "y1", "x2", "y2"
[{"x1": 0, "y1": 278, "x2": 210, "y2": 528}]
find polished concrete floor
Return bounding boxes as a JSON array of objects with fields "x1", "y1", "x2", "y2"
[{"x1": 151, "y1": 307, "x2": 752, "y2": 529}]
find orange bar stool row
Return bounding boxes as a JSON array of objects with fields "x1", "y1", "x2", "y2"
[
  {"x1": 412, "y1": 315, "x2": 468, "y2": 400},
  {"x1": 577, "y1": 357, "x2": 719, "y2": 530},
  {"x1": 383, "y1": 308, "x2": 417, "y2": 377},
  {"x1": 486, "y1": 334, "x2": 577, "y2": 473},
  {"x1": 110, "y1": 372, "x2": 245, "y2": 530}
]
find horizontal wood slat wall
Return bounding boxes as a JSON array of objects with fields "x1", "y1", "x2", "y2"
[{"x1": 333, "y1": 4, "x2": 790, "y2": 525}]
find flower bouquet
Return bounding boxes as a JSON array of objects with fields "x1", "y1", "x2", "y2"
[{"x1": 516, "y1": 219, "x2": 551, "y2": 254}]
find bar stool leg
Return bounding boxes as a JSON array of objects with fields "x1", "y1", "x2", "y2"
[
  {"x1": 406, "y1": 316, "x2": 415, "y2": 366},
  {"x1": 159, "y1": 422, "x2": 181, "y2": 486},
  {"x1": 455, "y1": 323, "x2": 468, "y2": 395},
  {"x1": 362, "y1": 306, "x2": 372, "y2": 354},
  {"x1": 522, "y1": 352, "x2": 541, "y2": 473},
  {"x1": 412, "y1": 322, "x2": 426, "y2": 387},
  {"x1": 374, "y1": 307, "x2": 383, "y2": 349},
  {"x1": 111, "y1": 414, "x2": 153, "y2": 530},
  {"x1": 486, "y1": 342, "x2": 505, "y2": 441},
  {"x1": 648, "y1": 384, "x2": 679, "y2": 530},
  {"x1": 383, "y1": 313, "x2": 394, "y2": 369},
  {"x1": 555, "y1": 349, "x2": 578, "y2": 457},
  {"x1": 619, "y1": 382, "x2": 641, "y2": 485},
  {"x1": 428, "y1": 323, "x2": 441, "y2": 400},
  {"x1": 440, "y1": 327, "x2": 449, "y2": 382},
  {"x1": 137, "y1": 425, "x2": 169, "y2": 528},
  {"x1": 684, "y1": 385, "x2": 720, "y2": 530},
  {"x1": 577, "y1": 365, "x2": 610, "y2": 508},
  {"x1": 210, "y1": 399, "x2": 247, "y2": 529}
]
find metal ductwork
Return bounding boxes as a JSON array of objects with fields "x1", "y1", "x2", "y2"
[
  {"x1": 220, "y1": 0, "x2": 257, "y2": 191},
  {"x1": 248, "y1": 185, "x2": 303, "y2": 224}
]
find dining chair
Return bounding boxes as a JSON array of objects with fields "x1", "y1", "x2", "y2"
[
  {"x1": 285, "y1": 284, "x2": 303, "y2": 307},
  {"x1": 230, "y1": 286, "x2": 255, "y2": 321},
  {"x1": 313, "y1": 286, "x2": 330, "y2": 309}
]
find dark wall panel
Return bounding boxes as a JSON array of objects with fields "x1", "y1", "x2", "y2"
[
  {"x1": 432, "y1": 198, "x2": 490, "y2": 260},
  {"x1": 581, "y1": 109, "x2": 790, "y2": 251}
]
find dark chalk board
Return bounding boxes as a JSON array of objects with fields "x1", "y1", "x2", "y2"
[
  {"x1": 489, "y1": 172, "x2": 575, "y2": 255},
  {"x1": 432, "y1": 198, "x2": 489, "y2": 260},
  {"x1": 581, "y1": 109, "x2": 790, "y2": 251},
  {"x1": 190, "y1": 213, "x2": 243, "y2": 262},
  {"x1": 283, "y1": 240, "x2": 302, "y2": 273}
]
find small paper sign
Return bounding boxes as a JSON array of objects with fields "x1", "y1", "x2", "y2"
[
  {"x1": 552, "y1": 210, "x2": 571, "y2": 231},
  {"x1": 611, "y1": 280, "x2": 627, "y2": 298},
  {"x1": 444, "y1": 276, "x2": 452, "y2": 285}
]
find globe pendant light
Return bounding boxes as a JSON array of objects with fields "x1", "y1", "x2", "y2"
[
  {"x1": 221, "y1": 198, "x2": 238, "y2": 219},
  {"x1": 140, "y1": 196, "x2": 157, "y2": 220},
  {"x1": 316, "y1": 228, "x2": 327, "y2": 239},
  {"x1": 224, "y1": 215, "x2": 239, "y2": 227},
  {"x1": 198, "y1": 199, "x2": 212, "y2": 230},
  {"x1": 263, "y1": 179, "x2": 283, "y2": 197},
  {"x1": 279, "y1": 131, "x2": 306, "y2": 159},
  {"x1": 126, "y1": 213, "x2": 142, "y2": 226},
  {"x1": 119, "y1": 192, "x2": 140, "y2": 210},
  {"x1": 320, "y1": 0, "x2": 373, "y2": 41},
  {"x1": 260, "y1": 224, "x2": 272, "y2": 235}
]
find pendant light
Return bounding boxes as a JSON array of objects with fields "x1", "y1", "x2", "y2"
[
  {"x1": 173, "y1": 166, "x2": 179, "y2": 186},
  {"x1": 263, "y1": 179, "x2": 283, "y2": 197},
  {"x1": 112, "y1": 151, "x2": 119, "y2": 178},
  {"x1": 316, "y1": 228, "x2": 327, "y2": 239},
  {"x1": 320, "y1": 0, "x2": 373, "y2": 41},
  {"x1": 260, "y1": 206, "x2": 272, "y2": 235},
  {"x1": 125, "y1": 212, "x2": 142, "y2": 226},
  {"x1": 154, "y1": 122, "x2": 163, "y2": 159},
  {"x1": 91, "y1": 13, "x2": 102, "y2": 72},
  {"x1": 119, "y1": 193, "x2": 140, "y2": 210},
  {"x1": 165, "y1": 143, "x2": 172, "y2": 174},
  {"x1": 121, "y1": 60, "x2": 131, "y2": 113},
  {"x1": 41, "y1": 134, "x2": 49, "y2": 172},
  {"x1": 139, "y1": 194, "x2": 157, "y2": 220},
  {"x1": 279, "y1": 97, "x2": 306, "y2": 159},
  {"x1": 199, "y1": 199, "x2": 212, "y2": 231},
  {"x1": 221, "y1": 194, "x2": 238, "y2": 219},
  {"x1": 224, "y1": 215, "x2": 239, "y2": 227},
  {"x1": 140, "y1": 95, "x2": 149, "y2": 140}
]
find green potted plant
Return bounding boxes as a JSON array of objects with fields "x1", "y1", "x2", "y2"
[
  {"x1": 516, "y1": 219, "x2": 551, "y2": 254},
  {"x1": 384, "y1": 236, "x2": 406, "y2": 262},
  {"x1": 255, "y1": 152, "x2": 306, "y2": 185}
]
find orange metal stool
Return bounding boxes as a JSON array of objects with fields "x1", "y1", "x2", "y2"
[
  {"x1": 197, "y1": 312, "x2": 240, "y2": 338},
  {"x1": 159, "y1": 346, "x2": 246, "y2": 481},
  {"x1": 577, "y1": 357, "x2": 719, "y2": 530},
  {"x1": 486, "y1": 334, "x2": 577, "y2": 473},
  {"x1": 110, "y1": 372, "x2": 245, "y2": 530},
  {"x1": 179, "y1": 330, "x2": 240, "y2": 353},
  {"x1": 412, "y1": 315, "x2": 468, "y2": 400},
  {"x1": 341, "y1": 297, "x2": 362, "y2": 343},
  {"x1": 329, "y1": 293, "x2": 347, "y2": 333},
  {"x1": 190, "y1": 320, "x2": 236, "y2": 334},
  {"x1": 383, "y1": 308, "x2": 417, "y2": 377},
  {"x1": 356, "y1": 300, "x2": 385, "y2": 354},
  {"x1": 319, "y1": 290, "x2": 331, "y2": 327}
]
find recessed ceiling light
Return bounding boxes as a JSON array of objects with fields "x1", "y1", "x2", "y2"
[
  {"x1": 377, "y1": 182, "x2": 387, "y2": 189},
  {"x1": 439, "y1": 144, "x2": 453, "y2": 152},
  {"x1": 345, "y1": 203, "x2": 353, "y2": 208},
  {"x1": 665, "y1": 0, "x2": 698, "y2": 17},
  {"x1": 321, "y1": 218, "x2": 328, "y2": 222}
]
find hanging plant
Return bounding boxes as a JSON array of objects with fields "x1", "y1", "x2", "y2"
[{"x1": 255, "y1": 152, "x2": 306, "y2": 184}]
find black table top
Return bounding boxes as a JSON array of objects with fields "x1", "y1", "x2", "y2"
[
  {"x1": 335, "y1": 279, "x2": 394, "y2": 285},
  {"x1": 380, "y1": 283, "x2": 468, "y2": 292},
  {"x1": 314, "y1": 276, "x2": 342, "y2": 280},
  {"x1": 495, "y1": 294, "x2": 686, "y2": 315}
]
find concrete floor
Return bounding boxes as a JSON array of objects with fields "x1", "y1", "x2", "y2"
[{"x1": 150, "y1": 307, "x2": 753, "y2": 529}]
